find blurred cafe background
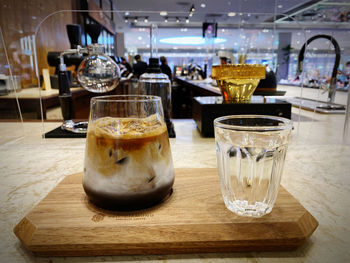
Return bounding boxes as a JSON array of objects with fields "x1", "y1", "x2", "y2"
[{"x1": 0, "y1": 0, "x2": 350, "y2": 137}]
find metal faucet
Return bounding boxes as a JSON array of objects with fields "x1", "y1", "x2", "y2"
[{"x1": 297, "y1": 34, "x2": 341, "y2": 103}]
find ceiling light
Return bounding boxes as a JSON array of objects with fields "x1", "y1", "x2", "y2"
[
  {"x1": 124, "y1": 18, "x2": 128, "y2": 23},
  {"x1": 222, "y1": 29, "x2": 225, "y2": 32},
  {"x1": 239, "y1": 13, "x2": 243, "y2": 16},
  {"x1": 164, "y1": 17, "x2": 168, "y2": 23},
  {"x1": 173, "y1": 47, "x2": 178, "y2": 49},
  {"x1": 144, "y1": 17, "x2": 148, "y2": 23},
  {"x1": 262, "y1": 29, "x2": 269, "y2": 33},
  {"x1": 228, "y1": 12, "x2": 236, "y2": 17},
  {"x1": 159, "y1": 36, "x2": 226, "y2": 45},
  {"x1": 201, "y1": 3, "x2": 206, "y2": 8},
  {"x1": 160, "y1": 11, "x2": 167, "y2": 16},
  {"x1": 138, "y1": 36, "x2": 142, "y2": 40},
  {"x1": 176, "y1": 17, "x2": 180, "y2": 23},
  {"x1": 189, "y1": 12, "x2": 193, "y2": 17},
  {"x1": 190, "y1": 5, "x2": 195, "y2": 12},
  {"x1": 186, "y1": 18, "x2": 189, "y2": 23},
  {"x1": 125, "y1": 11, "x2": 129, "y2": 16},
  {"x1": 183, "y1": 28, "x2": 188, "y2": 31},
  {"x1": 134, "y1": 17, "x2": 138, "y2": 23},
  {"x1": 278, "y1": 5, "x2": 283, "y2": 8}
]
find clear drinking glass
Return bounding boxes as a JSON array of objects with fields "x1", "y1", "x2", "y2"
[
  {"x1": 214, "y1": 115, "x2": 293, "y2": 217},
  {"x1": 83, "y1": 95, "x2": 174, "y2": 210}
]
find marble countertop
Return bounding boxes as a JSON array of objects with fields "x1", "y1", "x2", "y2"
[{"x1": 1, "y1": 87, "x2": 350, "y2": 262}]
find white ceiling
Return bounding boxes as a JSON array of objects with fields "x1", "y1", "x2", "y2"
[
  {"x1": 107, "y1": 0, "x2": 350, "y2": 54},
  {"x1": 124, "y1": 27, "x2": 350, "y2": 51},
  {"x1": 113, "y1": 0, "x2": 306, "y2": 24}
]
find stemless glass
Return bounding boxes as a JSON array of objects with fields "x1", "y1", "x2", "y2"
[
  {"x1": 214, "y1": 115, "x2": 293, "y2": 217},
  {"x1": 83, "y1": 95, "x2": 174, "y2": 210}
]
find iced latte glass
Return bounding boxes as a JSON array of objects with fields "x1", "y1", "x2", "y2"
[
  {"x1": 83, "y1": 95, "x2": 174, "y2": 210},
  {"x1": 214, "y1": 115, "x2": 292, "y2": 217}
]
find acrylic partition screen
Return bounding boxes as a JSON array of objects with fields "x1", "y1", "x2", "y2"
[
  {"x1": 1, "y1": 6, "x2": 349, "y2": 144},
  {"x1": 0, "y1": 25, "x2": 25, "y2": 142}
]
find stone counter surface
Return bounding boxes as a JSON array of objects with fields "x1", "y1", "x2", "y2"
[{"x1": 1, "y1": 87, "x2": 350, "y2": 262}]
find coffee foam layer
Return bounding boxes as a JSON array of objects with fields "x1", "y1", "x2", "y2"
[{"x1": 91, "y1": 114, "x2": 166, "y2": 139}]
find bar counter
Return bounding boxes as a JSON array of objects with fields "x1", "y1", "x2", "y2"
[
  {"x1": 0, "y1": 79, "x2": 133, "y2": 119},
  {"x1": 0, "y1": 87, "x2": 88, "y2": 119},
  {"x1": 175, "y1": 76, "x2": 287, "y2": 96},
  {"x1": 0, "y1": 89, "x2": 349, "y2": 262}
]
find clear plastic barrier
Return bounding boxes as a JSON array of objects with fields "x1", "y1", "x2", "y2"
[
  {"x1": 0, "y1": 26, "x2": 24, "y2": 142},
  {"x1": 0, "y1": 6, "x2": 349, "y2": 145}
]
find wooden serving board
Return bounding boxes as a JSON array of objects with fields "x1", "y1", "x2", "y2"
[{"x1": 14, "y1": 168, "x2": 318, "y2": 256}]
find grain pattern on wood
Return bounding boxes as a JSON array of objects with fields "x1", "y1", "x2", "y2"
[{"x1": 14, "y1": 168, "x2": 318, "y2": 256}]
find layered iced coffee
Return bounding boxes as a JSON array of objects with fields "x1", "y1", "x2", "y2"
[{"x1": 83, "y1": 114, "x2": 174, "y2": 210}]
